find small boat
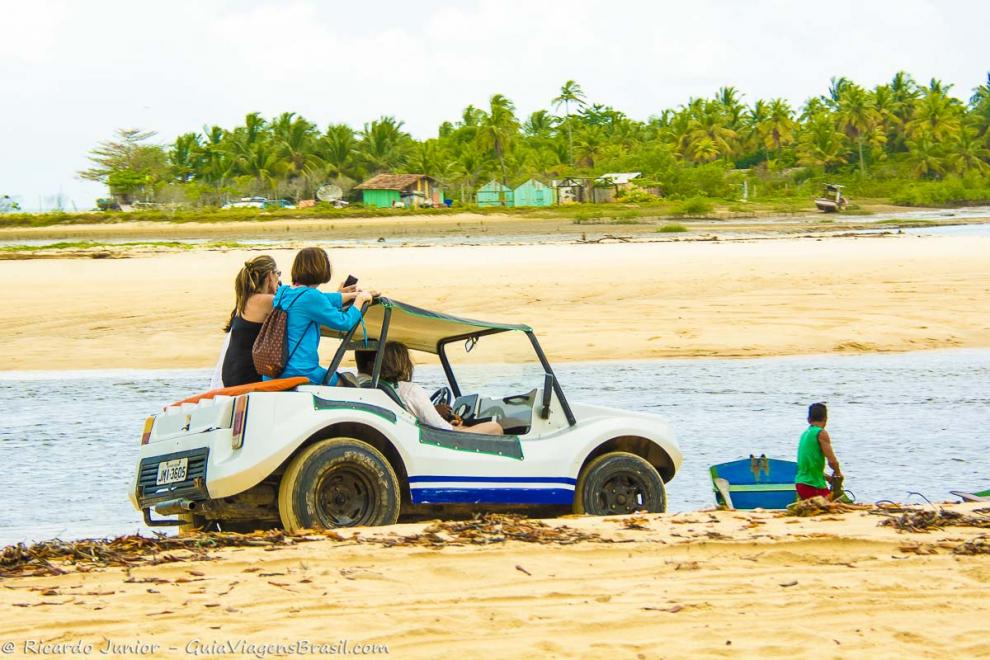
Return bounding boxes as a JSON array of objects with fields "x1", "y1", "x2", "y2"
[
  {"x1": 950, "y1": 488, "x2": 990, "y2": 502},
  {"x1": 710, "y1": 455, "x2": 797, "y2": 510},
  {"x1": 815, "y1": 183, "x2": 848, "y2": 212}
]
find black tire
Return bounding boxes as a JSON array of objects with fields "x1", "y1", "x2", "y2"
[
  {"x1": 573, "y1": 451, "x2": 666, "y2": 515},
  {"x1": 278, "y1": 438, "x2": 400, "y2": 532}
]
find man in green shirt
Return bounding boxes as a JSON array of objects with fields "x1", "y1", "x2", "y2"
[{"x1": 795, "y1": 402, "x2": 842, "y2": 500}]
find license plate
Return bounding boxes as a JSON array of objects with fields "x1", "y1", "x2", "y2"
[{"x1": 156, "y1": 458, "x2": 188, "y2": 485}]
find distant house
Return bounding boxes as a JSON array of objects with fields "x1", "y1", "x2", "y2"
[
  {"x1": 594, "y1": 172, "x2": 641, "y2": 202},
  {"x1": 552, "y1": 177, "x2": 595, "y2": 204},
  {"x1": 512, "y1": 179, "x2": 556, "y2": 207},
  {"x1": 476, "y1": 180, "x2": 514, "y2": 207},
  {"x1": 354, "y1": 174, "x2": 443, "y2": 209}
]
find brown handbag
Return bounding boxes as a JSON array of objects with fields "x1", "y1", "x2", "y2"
[{"x1": 252, "y1": 289, "x2": 311, "y2": 378}]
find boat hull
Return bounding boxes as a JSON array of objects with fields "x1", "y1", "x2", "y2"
[{"x1": 710, "y1": 456, "x2": 798, "y2": 509}]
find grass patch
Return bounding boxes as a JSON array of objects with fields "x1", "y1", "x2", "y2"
[
  {"x1": 657, "y1": 223, "x2": 688, "y2": 233},
  {"x1": 0, "y1": 240, "x2": 249, "y2": 252},
  {"x1": 665, "y1": 197, "x2": 714, "y2": 218},
  {"x1": 841, "y1": 203, "x2": 874, "y2": 215},
  {"x1": 874, "y1": 219, "x2": 937, "y2": 226}
]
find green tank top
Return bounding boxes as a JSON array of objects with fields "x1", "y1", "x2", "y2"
[{"x1": 796, "y1": 425, "x2": 827, "y2": 488}]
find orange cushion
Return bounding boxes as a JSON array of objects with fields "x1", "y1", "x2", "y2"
[{"x1": 167, "y1": 377, "x2": 310, "y2": 408}]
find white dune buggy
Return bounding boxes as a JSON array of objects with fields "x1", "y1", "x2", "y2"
[{"x1": 130, "y1": 298, "x2": 682, "y2": 531}]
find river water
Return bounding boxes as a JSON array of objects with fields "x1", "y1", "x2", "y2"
[{"x1": 1, "y1": 350, "x2": 987, "y2": 546}]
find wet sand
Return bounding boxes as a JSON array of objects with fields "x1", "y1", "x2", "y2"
[{"x1": 2, "y1": 234, "x2": 989, "y2": 370}]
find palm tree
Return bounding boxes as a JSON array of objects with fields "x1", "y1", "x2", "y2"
[
  {"x1": 454, "y1": 147, "x2": 489, "y2": 202},
  {"x1": 357, "y1": 116, "x2": 411, "y2": 176},
  {"x1": 825, "y1": 76, "x2": 852, "y2": 109},
  {"x1": 523, "y1": 110, "x2": 556, "y2": 138},
  {"x1": 239, "y1": 140, "x2": 285, "y2": 193},
  {"x1": 905, "y1": 136, "x2": 945, "y2": 178},
  {"x1": 745, "y1": 99, "x2": 771, "y2": 161},
  {"x1": 763, "y1": 99, "x2": 796, "y2": 159},
  {"x1": 552, "y1": 80, "x2": 587, "y2": 166},
  {"x1": 797, "y1": 114, "x2": 847, "y2": 171},
  {"x1": 318, "y1": 124, "x2": 357, "y2": 179},
  {"x1": 273, "y1": 113, "x2": 320, "y2": 182},
  {"x1": 478, "y1": 94, "x2": 519, "y2": 195},
  {"x1": 835, "y1": 84, "x2": 879, "y2": 175},
  {"x1": 169, "y1": 133, "x2": 203, "y2": 183},
  {"x1": 716, "y1": 86, "x2": 746, "y2": 131},
  {"x1": 886, "y1": 71, "x2": 920, "y2": 151},
  {"x1": 947, "y1": 129, "x2": 990, "y2": 174},
  {"x1": 907, "y1": 89, "x2": 962, "y2": 142},
  {"x1": 685, "y1": 100, "x2": 737, "y2": 163},
  {"x1": 573, "y1": 125, "x2": 606, "y2": 168},
  {"x1": 198, "y1": 125, "x2": 235, "y2": 190}
]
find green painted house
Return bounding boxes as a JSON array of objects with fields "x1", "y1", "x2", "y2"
[
  {"x1": 512, "y1": 178, "x2": 556, "y2": 207},
  {"x1": 476, "y1": 180, "x2": 513, "y2": 207},
  {"x1": 355, "y1": 173, "x2": 443, "y2": 209}
]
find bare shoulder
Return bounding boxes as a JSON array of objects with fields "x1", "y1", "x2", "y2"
[
  {"x1": 818, "y1": 428, "x2": 831, "y2": 442},
  {"x1": 243, "y1": 293, "x2": 274, "y2": 322}
]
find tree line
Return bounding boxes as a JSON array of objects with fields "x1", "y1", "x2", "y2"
[{"x1": 80, "y1": 72, "x2": 990, "y2": 207}]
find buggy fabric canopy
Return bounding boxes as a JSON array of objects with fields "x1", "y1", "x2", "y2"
[{"x1": 322, "y1": 297, "x2": 531, "y2": 354}]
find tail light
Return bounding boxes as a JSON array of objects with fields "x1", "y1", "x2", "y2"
[
  {"x1": 231, "y1": 395, "x2": 249, "y2": 449},
  {"x1": 141, "y1": 416, "x2": 155, "y2": 445}
]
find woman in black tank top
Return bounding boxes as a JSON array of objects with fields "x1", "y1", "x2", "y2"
[
  {"x1": 222, "y1": 315, "x2": 265, "y2": 386},
  {"x1": 220, "y1": 256, "x2": 280, "y2": 387}
]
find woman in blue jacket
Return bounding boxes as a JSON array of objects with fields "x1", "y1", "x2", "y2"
[{"x1": 269, "y1": 247, "x2": 373, "y2": 385}]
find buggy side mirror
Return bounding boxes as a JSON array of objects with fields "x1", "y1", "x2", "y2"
[{"x1": 541, "y1": 373, "x2": 554, "y2": 419}]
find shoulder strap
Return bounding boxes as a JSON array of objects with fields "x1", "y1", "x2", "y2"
[{"x1": 275, "y1": 287, "x2": 310, "y2": 312}]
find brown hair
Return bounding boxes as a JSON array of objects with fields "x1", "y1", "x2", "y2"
[
  {"x1": 380, "y1": 341, "x2": 414, "y2": 383},
  {"x1": 291, "y1": 247, "x2": 332, "y2": 286},
  {"x1": 224, "y1": 255, "x2": 277, "y2": 331}
]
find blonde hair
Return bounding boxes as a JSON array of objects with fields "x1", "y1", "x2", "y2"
[
  {"x1": 224, "y1": 255, "x2": 277, "y2": 331},
  {"x1": 380, "y1": 341, "x2": 414, "y2": 383}
]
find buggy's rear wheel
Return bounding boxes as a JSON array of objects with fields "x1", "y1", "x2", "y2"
[
  {"x1": 278, "y1": 438, "x2": 400, "y2": 533},
  {"x1": 573, "y1": 451, "x2": 666, "y2": 515}
]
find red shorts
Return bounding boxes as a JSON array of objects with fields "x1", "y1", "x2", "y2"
[{"x1": 796, "y1": 483, "x2": 831, "y2": 500}]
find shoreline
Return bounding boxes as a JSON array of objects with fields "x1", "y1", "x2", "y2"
[
  {"x1": 1, "y1": 345, "x2": 987, "y2": 379},
  {"x1": 2, "y1": 205, "x2": 988, "y2": 249},
  {"x1": 3, "y1": 233, "x2": 989, "y2": 371}
]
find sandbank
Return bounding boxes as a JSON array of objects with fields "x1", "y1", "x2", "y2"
[
  {"x1": 2, "y1": 234, "x2": 988, "y2": 371},
  {"x1": 2, "y1": 506, "x2": 988, "y2": 658}
]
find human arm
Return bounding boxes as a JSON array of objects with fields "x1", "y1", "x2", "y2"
[
  {"x1": 817, "y1": 429, "x2": 842, "y2": 477},
  {"x1": 400, "y1": 383, "x2": 453, "y2": 430},
  {"x1": 298, "y1": 289, "x2": 364, "y2": 331}
]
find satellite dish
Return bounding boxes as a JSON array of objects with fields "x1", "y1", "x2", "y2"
[{"x1": 316, "y1": 184, "x2": 343, "y2": 202}]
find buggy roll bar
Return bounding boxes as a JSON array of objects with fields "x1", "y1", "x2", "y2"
[{"x1": 323, "y1": 299, "x2": 576, "y2": 427}]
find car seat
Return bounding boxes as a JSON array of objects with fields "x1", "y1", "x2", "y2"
[{"x1": 360, "y1": 380, "x2": 405, "y2": 409}]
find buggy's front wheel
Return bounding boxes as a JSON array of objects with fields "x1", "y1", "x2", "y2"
[
  {"x1": 278, "y1": 438, "x2": 400, "y2": 533},
  {"x1": 573, "y1": 451, "x2": 666, "y2": 515}
]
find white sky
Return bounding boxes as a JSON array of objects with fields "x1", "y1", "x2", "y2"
[{"x1": 2, "y1": 0, "x2": 988, "y2": 210}]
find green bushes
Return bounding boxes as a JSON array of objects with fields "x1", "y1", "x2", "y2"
[
  {"x1": 666, "y1": 197, "x2": 714, "y2": 218},
  {"x1": 657, "y1": 223, "x2": 688, "y2": 233},
  {"x1": 891, "y1": 176, "x2": 990, "y2": 206}
]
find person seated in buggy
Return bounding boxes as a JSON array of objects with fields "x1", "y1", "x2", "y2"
[{"x1": 380, "y1": 341, "x2": 503, "y2": 436}]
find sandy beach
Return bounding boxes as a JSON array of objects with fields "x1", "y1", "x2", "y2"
[
  {"x1": 3, "y1": 506, "x2": 988, "y2": 658},
  {"x1": 2, "y1": 233, "x2": 989, "y2": 371}
]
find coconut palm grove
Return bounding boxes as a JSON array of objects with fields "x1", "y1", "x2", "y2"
[{"x1": 79, "y1": 73, "x2": 990, "y2": 210}]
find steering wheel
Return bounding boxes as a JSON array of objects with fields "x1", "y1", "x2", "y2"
[{"x1": 430, "y1": 387, "x2": 453, "y2": 407}]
